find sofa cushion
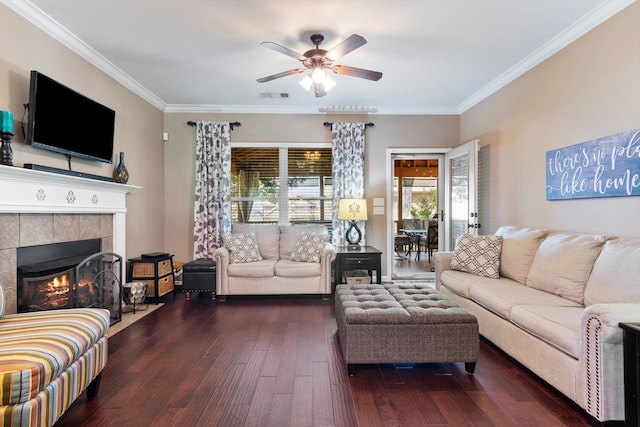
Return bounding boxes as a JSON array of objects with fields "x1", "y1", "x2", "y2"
[
  {"x1": 222, "y1": 233, "x2": 263, "y2": 264},
  {"x1": 527, "y1": 233, "x2": 606, "y2": 305},
  {"x1": 441, "y1": 270, "x2": 520, "y2": 299},
  {"x1": 227, "y1": 259, "x2": 275, "y2": 278},
  {"x1": 279, "y1": 225, "x2": 328, "y2": 260},
  {"x1": 451, "y1": 234, "x2": 503, "y2": 278},
  {"x1": 290, "y1": 232, "x2": 329, "y2": 263},
  {"x1": 469, "y1": 281, "x2": 582, "y2": 320},
  {"x1": 232, "y1": 223, "x2": 280, "y2": 260},
  {"x1": 584, "y1": 238, "x2": 640, "y2": 306},
  {"x1": 275, "y1": 259, "x2": 322, "y2": 278},
  {"x1": 495, "y1": 226, "x2": 548, "y2": 284},
  {"x1": 509, "y1": 305, "x2": 583, "y2": 359}
]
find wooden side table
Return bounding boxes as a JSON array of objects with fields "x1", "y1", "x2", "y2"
[
  {"x1": 619, "y1": 322, "x2": 640, "y2": 426},
  {"x1": 334, "y1": 246, "x2": 382, "y2": 286}
]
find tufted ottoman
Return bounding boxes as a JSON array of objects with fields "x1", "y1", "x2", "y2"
[{"x1": 334, "y1": 283, "x2": 479, "y2": 374}]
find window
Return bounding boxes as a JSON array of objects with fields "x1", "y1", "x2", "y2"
[{"x1": 230, "y1": 145, "x2": 332, "y2": 225}]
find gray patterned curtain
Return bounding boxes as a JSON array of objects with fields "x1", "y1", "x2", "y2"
[
  {"x1": 331, "y1": 122, "x2": 366, "y2": 246},
  {"x1": 193, "y1": 121, "x2": 232, "y2": 259}
]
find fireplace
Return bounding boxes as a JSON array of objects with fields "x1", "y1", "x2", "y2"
[{"x1": 17, "y1": 239, "x2": 122, "y2": 324}]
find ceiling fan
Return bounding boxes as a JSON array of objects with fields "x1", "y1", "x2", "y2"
[{"x1": 256, "y1": 33, "x2": 383, "y2": 97}]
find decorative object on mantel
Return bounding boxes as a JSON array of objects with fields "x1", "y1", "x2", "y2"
[
  {"x1": 0, "y1": 110, "x2": 14, "y2": 166},
  {"x1": 546, "y1": 128, "x2": 640, "y2": 200},
  {"x1": 112, "y1": 151, "x2": 129, "y2": 184}
]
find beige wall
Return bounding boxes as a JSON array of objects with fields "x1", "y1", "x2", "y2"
[
  {"x1": 461, "y1": 1, "x2": 640, "y2": 237},
  {"x1": 163, "y1": 113, "x2": 459, "y2": 269},
  {"x1": 0, "y1": 4, "x2": 165, "y2": 260},
  {"x1": 4, "y1": 1, "x2": 637, "y2": 281}
]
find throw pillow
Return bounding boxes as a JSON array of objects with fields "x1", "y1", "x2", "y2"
[
  {"x1": 222, "y1": 232, "x2": 263, "y2": 264},
  {"x1": 451, "y1": 233, "x2": 503, "y2": 278},
  {"x1": 290, "y1": 232, "x2": 329, "y2": 263}
]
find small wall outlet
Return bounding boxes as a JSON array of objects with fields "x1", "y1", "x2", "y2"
[{"x1": 162, "y1": 132, "x2": 169, "y2": 141}]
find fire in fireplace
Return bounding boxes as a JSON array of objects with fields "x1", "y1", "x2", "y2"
[{"x1": 22, "y1": 268, "x2": 75, "y2": 311}]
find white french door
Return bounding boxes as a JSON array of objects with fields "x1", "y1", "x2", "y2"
[{"x1": 443, "y1": 139, "x2": 479, "y2": 251}]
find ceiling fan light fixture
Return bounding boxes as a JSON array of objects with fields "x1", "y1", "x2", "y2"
[
  {"x1": 311, "y1": 67, "x2": 326, "y2": 84},
  {"x1": 299, "y1": 75, "x2": 313, "y2": 91},
  {"x1": 323, "y1": 76, "x2": 336, "y2": 91}
]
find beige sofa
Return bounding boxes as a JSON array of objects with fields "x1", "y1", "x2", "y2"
[
  {"x1": 214, "y1": 223, "x2": 336, "y2": 298},
  {"x1": 435, "y1": 226, "x2": 640, "y2": 423}
]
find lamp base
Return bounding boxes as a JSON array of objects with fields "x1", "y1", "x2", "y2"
[{"x1": 346, "y1": 244, "x2": 361, "y2": 251}]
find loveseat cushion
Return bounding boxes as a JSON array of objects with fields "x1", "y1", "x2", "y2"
[
  {"x1": 469, "y1": 281, "x2": 581, "y2": 320},
  {"x1": 526, "y1": 233, "x2": 606, "y2": 305},
  {"x1": 227, "y1": 260, "x2": 276, "y2": 278},
  {"x1": 0, "y1": 308, "x2": 109, "y2": 404},
  {"x1": 232, "y1": 223, "x2": 280, "y2": 260},
  {"x1": 509, "y1": 305, "x2": 583, "y2": 358},
  {"x1": 495, "y1": 226, "x2": 548, "y2": 284},
  {"x1": 584, "y1": 238, "x2": 640, "y2": 306},
  {"x1": 275, "y1": 259, "x2": 322, "y2": 278}
]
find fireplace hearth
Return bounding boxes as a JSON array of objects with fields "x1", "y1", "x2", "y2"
[{"x1": 17, "y1": 239, "x2": 122, "y2": 324}]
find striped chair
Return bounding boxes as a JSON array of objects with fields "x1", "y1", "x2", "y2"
[{"x1": 0, "y1": 283, "x2": 110, "y2": 426}]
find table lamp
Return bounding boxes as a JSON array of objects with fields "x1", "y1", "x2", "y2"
[{"x1": 338, "y1": 198, "x2": 368, "y2": 250}]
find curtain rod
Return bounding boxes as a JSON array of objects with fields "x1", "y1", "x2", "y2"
[
  {"x1": 187, "y1": 121, "x2": 241, "y2": 131},
  {"x1": 323, "y1": 122, "x2": 374, "y2": 128}
]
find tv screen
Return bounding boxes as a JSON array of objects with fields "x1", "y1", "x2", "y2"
[{"x1": 27, "y1": 71, "x2": 115, "y2": 164}]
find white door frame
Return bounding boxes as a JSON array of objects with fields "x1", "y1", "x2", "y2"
[{"x1": 386, "y1": 148, "x2": 449, "y2": 281}]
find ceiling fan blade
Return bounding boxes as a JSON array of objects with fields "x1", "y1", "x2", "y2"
[
  {"x1": 332, "y1": 65, "x2": 383, "y2": 81},
  {"x1": 260, "y1": 41, "x2": 307, "y2": 61},
  {"x1": 326, "y1": 34, "x2": 367, "y2": 59},
  {"x1": 257, "y1": 68, "x2": 305, "y2": 83}
]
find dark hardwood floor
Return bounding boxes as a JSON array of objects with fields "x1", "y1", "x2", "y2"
[{"x1": 56, "y1": 293, "x2": 593, "y2": 426}]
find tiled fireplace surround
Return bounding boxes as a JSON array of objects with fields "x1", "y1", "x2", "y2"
[{"x1": 0, "y1": 165, "x2": 135, "y2": 314}]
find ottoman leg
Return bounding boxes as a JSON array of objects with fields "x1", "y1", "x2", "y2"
[
  {"x1": 185, "y1": 291, "x2": 191, "y2": 301},
  {"x1": 465, "y1": 362, "x2": 476, "y2": 374},
  {"x1": 210, "y1": 291, "x2": 216, "y2": 300}
]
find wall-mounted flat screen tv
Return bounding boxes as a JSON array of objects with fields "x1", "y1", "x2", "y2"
[{"x1": 26, "y1": 70, "x2": 115, "y2": 164}]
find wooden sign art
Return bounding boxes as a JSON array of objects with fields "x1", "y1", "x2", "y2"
[{"x1": 546, "y1": 128, "x2": 640, "y2": 200}]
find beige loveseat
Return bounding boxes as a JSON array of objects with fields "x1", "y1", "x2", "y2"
[
  {"x1": 435, "y1": 226, "x2": 640, "y2": 423},
  {"x1": 214, "y1": 223, "x2": 336, "y2": 298}
]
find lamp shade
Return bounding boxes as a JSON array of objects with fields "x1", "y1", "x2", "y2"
[{"x1": 338, "y1": 199, "x2": 368, "y2": 221}]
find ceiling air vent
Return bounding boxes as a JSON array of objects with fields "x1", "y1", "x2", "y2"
[{"x1": 260, "y1": 91, "x2": 289, "y2": 99}]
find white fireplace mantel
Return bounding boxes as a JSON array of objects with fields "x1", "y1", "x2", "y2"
[{"x1": 0, "y1": 164, "x2": 138, "y2": 262}]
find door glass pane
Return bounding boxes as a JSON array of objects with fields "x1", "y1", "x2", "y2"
[{"x1": 450, "y1": 153, "x2": 469, "y2": 247}]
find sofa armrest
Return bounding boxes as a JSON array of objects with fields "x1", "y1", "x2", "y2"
[
  {"x1": 578, "y1": 303, "x2": 640, "y2": 420},
  {"x1": 213, "y1": 247, "x2": 230, "y2": 295},
  {"x1": 434, "y1": 251, "x2": 453, "y2": 290},
  {"x1": 321, "y1": 243, "x2": 337, "y2": 264}
]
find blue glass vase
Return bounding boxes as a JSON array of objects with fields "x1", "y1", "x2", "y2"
[{"x1": 113, "y1": 151, "x2": 129, "y2": 184}]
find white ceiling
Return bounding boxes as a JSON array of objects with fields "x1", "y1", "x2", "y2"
[{"x1": 5, "y1": 0, "x2": 635, "y2": 114}]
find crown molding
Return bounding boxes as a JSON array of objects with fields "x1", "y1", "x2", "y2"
[
  {"x1": 2, "y1": 0, "x2": 167, "y2": 111},
  {"x1": 4, "y1": 0, "x2": 634, "y2": 116},
  {"x1": 457, "y1": 0, "x2": 636, "y2": 113}
]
